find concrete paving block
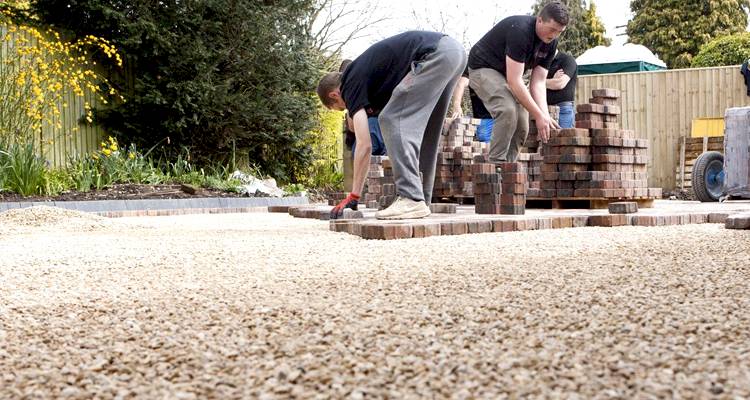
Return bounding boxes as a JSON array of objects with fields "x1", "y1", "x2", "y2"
[
  {"x1": 125, "y1": 199, "x2": 165, "y2": 211},
  {"x1": 571, "y1": 216, "x2": 589, "y2": 228},
  {"x1": 346, "y1": 222, "x2": 363, "y2": 237},
  {"x1": 216, "y1": 198, "x2": 230, "y2": 209},
  {"x1": 329, "y1": 220, "x2": 355, "y2": 233},
  {"x1": 430, "y1": 203, "x2": 457, "y2": 214},
  {"x1": 0, "y1": 202, "x2": 21, "y2": 211},
  {"x1": 498, "y1": 219, "x2": 516, "y2": 232},
  {"x1": 537, "y1": 218, "x2": 553, "y2": 230},
  {"x1": 412, "y1": 223, "x2": 441, "y2": 238},
  {"x1": 490, "y1": 219, "x2": 507, "y2": 232},
  {"x1": 689, "y1": 213, "x2": 709, "y2": 224},
  {"x1": 341, "y1": 209, "x2": 364, "y2": 219},
  {"x1": 630, "y1": 215, "x2": 658, "y2": 227},
  {"x1": 708, "y1": 213, "x2": 730, "y2": 224},
  {"x1": 105, "y1": 200, "x2": 129, "y2": 211},
  {"x1": 30, "y1": 201, "x2": 56, "y2": 208},
  {"x1": 524, "y1": 218, "x2": 540, "y2": 230},
  {"x1": 440, "y1": 221, "x2": 468, "y2": 236},
  {"x1": 726, "y1": 214, "x2": 750, "y2": 230},
  {"x1": 608, "y1": 202, "x2": 638, "y2": 214},
  {"x1": 467, "y1": 220, "x2": 493, "y2": 234},
  {"x1": 679, "y1": 214, "x2": 691, "y2": 225},
  {"x1": 588, "y1": 215, "x2": 629, "y2": 227},
  {"x1": 360, "y1": 222, "x2": 413, "y2": 240}
]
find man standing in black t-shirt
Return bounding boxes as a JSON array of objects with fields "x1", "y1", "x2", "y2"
[
  {"x1": 546, "y1": 51, "x2": 578, "y2": 128},
  {"x1": 317, "y1": 31, "x2": 466, "y2": 220},
  {"x1": 468, "y1": 2, "x2": 568, "y2": 163}
]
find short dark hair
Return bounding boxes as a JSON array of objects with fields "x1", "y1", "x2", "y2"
[
  {"x1": 338, "y1": 59, "x2": 352, "y2": 73},
  {"x1": 539, "y1": 2, "x2": 569, "y2": 26},
  {"x1": 317, "y1": 71, "x2": 342, "y2": 108}
]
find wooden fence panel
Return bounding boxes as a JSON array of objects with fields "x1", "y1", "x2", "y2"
[{"x1": 577, "y1": 66, "x2": 750, "y2": 189}]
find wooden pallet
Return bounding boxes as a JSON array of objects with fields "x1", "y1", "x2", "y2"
[
  {"x1": 527, "y1": 197, "x2": 655, "y2": 209},
  {"x1": 434, "y1": 195, "x2": 475, "y2": 205}
]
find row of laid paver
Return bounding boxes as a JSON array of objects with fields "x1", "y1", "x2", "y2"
[{"x1": 326, "y1": 212, "x2": 744, "y2": 240}]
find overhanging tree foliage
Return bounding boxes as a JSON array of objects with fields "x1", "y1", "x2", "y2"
[
  {"x1": 531, "y1": 0, "x2": 611, "y2": 57},
  {"x1": 29, "y1": 0, "x2": 320, "y2": 183},
  {"x1": 628, "y1": 0, "x2": 750, "y2": 69}
]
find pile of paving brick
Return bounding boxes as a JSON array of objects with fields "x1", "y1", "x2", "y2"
[
  {"x1": 471, "y1": 160, "x2": 528, "y2": 215},
  {"x1": 363, "y1": 155, "x2": 396, "y2": 209},
  {"x1": 537, "y1": 89, "x2": 662, "y2": 200},
  {"x1": 519, "y1": 106, "x2": 558, "y2": 197},
  {"x1": 523, "y1": 106, "x2": 560, "y2": 153},
  {"x1": 432, "y1": 117, "x2": 489, "y2": 200},
  {"x1": 471, "y1": 162, "x2": 502, "y2": 214}
]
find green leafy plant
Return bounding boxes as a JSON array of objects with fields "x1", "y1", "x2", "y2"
[
  {"x1": 628, "y1": 0, "x2": 750, "y2": 68},
  {"x1": 66, "y1": 155, "x2": 99, "y2": 192},
  {"x1": 283, "y1": 183, "x2": 307, "y2": 196},
  {"x1": 3, "y1": 142, "x2": 47, "y2": 196},
  {"x1": 0, "y1": 140, "x2": 9, "y2": 191},
  {"x1": 203, "y1": 175, "x2": 242, "y2": 192},
  {"x1": 43, "y1": 168, "x2": 74, "y2": 196},
  {"x1": 692, "y1": 32, "x2": 750, "y2": 68}
]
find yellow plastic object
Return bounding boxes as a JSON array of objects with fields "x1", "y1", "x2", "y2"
[{"x1": 691, "y1": 118, "x2": 725, "y2": 137}]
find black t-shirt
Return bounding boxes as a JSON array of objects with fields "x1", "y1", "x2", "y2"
[
  {"x1": 341, "y1": 31, "x2": 444, "y2": 116},
  {"x1": 546, "y1": 52, "x2": 578, "y2": 105},
  {"x1": 468, "y1": 15, "x2": 557, "y2": 77}
]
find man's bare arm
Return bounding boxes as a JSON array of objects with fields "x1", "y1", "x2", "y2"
[{"x1": 350, "y1": 109, "x2": 371, "y2": 196}]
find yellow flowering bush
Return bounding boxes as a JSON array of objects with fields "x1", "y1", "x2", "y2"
[{"x1": 0, "y1": 7, "x2": 124, "y2": 147}]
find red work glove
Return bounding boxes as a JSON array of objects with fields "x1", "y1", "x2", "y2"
[{"x1": 330, "y1": 193, "x2": 359, "y2": 219}]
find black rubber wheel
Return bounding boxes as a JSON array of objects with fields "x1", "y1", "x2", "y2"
[{"x1": 693, "y1": 151, "x2": 724, "y2": 202}]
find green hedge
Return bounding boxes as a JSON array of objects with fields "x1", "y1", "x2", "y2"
[{"x1": 692, "y1": 32, "x2": 750, "y2": 68}]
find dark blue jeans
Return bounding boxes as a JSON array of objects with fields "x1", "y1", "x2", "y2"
[{"x1": 352, "y1": 117, "x2": 387, "y2": 156}]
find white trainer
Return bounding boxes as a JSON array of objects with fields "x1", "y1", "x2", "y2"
[{"x1": 375, "y1": 196, "x2": 431, "y2": 220}]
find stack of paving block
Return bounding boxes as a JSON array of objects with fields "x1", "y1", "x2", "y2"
[
  {"x1": 523, "y1": 105, "x2": 560, "y2": 152},
  {"x1": 580, "y1": 128, "x2": 654, "y2": 198},
  {"x1": 377, "y1": 158, "x2": 397, "y2": 209},
  {"x1": 472, "y1": 163, "x2": 502, "y2": 214},
  {"x1": 518, "y1": 152, "x2": 544, "y2": 197},
  {"x1": 498, "y1": 162, "x2": 527, "y2": 214},
  {"x1": 536, "y1": 88, "x2": 663, "y2": 200},
  {"x1": 541, "y1": 128, "x2": 592, "y2": 198},
  {"x1": 433, "y1": 117, "x2": 488, "y2": 199},
  {"x1": 363, "y1": 155, "x2": 387, "y2": 207},
  {"x1": 363, "y1": 155, "x2": 395, "y2": 209},
  {"x1": 578, "y1": 89, "x2": 621, "y2": 129}
]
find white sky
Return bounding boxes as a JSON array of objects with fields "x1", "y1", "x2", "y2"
[{"x1": 340, "y1": 0, "x2": 633, "y2": 58}]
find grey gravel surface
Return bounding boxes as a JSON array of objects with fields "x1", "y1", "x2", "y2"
[{"x1": 1, "y1": 207, "x2": 749, "y2": 399}]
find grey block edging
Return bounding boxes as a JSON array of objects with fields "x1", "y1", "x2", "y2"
[{"x1": 0, "y1": 196, "x2": 309, "y2": 213}]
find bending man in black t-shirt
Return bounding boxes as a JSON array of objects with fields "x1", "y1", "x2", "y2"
[
  {"x1": 468, "y1": 2, "x2": 568, "y2": 163},
  {"x1": 317, "y1": 31, "x2": 466, "y2": 220}
]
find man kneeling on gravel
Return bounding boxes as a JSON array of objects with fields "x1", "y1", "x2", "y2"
[{"x1": 317, "y1": 31, "x2": 466, "y2": 220}]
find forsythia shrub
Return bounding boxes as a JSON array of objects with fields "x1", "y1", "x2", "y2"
[{"x1": 0, "y1": 6, "x2": 124, "y2": 146}]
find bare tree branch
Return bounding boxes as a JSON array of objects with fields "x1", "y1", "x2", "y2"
[{"x1": 308, "y1": 0, "x2": 390, "y2": 70}]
